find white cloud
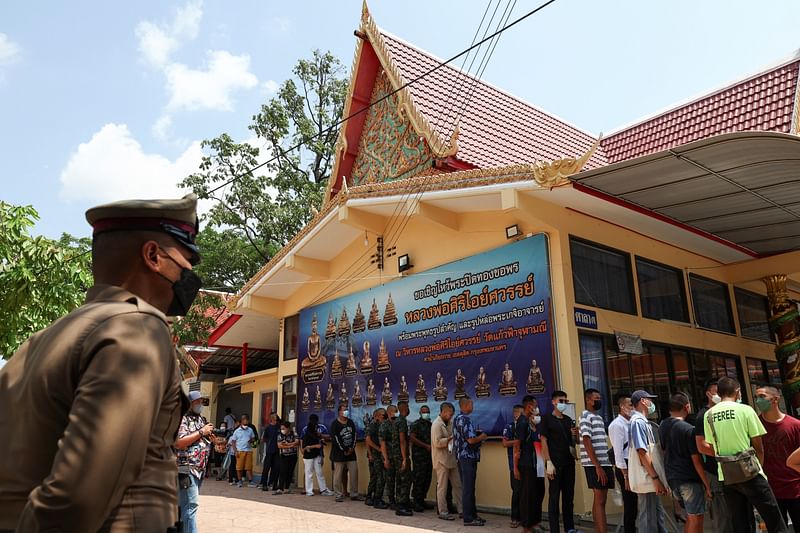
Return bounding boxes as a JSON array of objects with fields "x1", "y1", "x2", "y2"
[
  {"x1": 135, "y1": 0, "x2": 203, "y2": 68},
  {"x1": 59, "y1": 123, "x2": 203, "y2": 203},
  {"x1": 0, "y1": 33, "x2": 21, "y2": 67},
  {"x1": 262, "y1": 79, "x2": 279, "y2": 95},
  {"x1": 165, "y1": 50, "x2": 258, "y2": 111},
  {"x1": 152, "y1": 114, "x2": 173, "y2": 142}
]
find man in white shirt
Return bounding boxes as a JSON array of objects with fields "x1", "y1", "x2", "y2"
[{"x1": 608, "y1": 392, "x2": 636, "y2": 533}]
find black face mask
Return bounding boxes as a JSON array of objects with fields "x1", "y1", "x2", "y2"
[
  {"x1": 159, "y1": 251, "x2": 202, "y2": 316},
  {"x1": 594, "y1": 400, "x2": 603, "y2": 411}
]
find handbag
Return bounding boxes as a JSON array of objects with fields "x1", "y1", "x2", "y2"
[
  {"x1": 628, "y1": 420, "x2": 669, "y2": 494},
  {"x1": 706, "y1": 410, "x2": 760, "y2": 485}
]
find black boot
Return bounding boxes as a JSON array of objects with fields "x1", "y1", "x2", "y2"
[
  {"x1": 413, "y1": 502, "x2": 425, "y2": 512},
  {"x1": 395, "y1": 506, "x2": 413, "y2": 516},
  {"x1": 365, "y1": 497, "x2": 374, "y2": 506},
  {"x1": 373, "y1": 500, "x2": 388, "y2": 509}
]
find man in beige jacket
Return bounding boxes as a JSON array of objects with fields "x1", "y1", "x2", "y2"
[
  {"x1": 431, "y1": 401, "x2": 462, "y2": 521},
  {"x1": 0, "y1": 194, "x2": 202, "y2": 532}
]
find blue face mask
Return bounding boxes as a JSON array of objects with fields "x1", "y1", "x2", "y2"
[
  {"x1": 556, "y1": 402, "x2": 569, "y2": 413},
  {"x1": 342, "y1": 410, "x2": 350, "y2": 418}
]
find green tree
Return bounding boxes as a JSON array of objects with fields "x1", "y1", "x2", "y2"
[
  {"x1": 171, "y1": 290, "x2": 227, "y2": 347},
  {"x1": 181, "y1": 49, "x2": 348, "y2": 287},
  {"x1": 0, "y1": 202, "x2": 93, "y2": 358}
]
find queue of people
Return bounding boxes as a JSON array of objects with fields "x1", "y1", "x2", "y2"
[{"x1": 177, "y1": 378, "x2": 800, "y2": 533}]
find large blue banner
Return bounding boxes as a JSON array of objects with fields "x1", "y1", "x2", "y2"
[{"x1": 296, "y1": 234, "x2": 556, "y2": 436}]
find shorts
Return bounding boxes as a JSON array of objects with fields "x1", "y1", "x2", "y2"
[
  {"x1": 236, "y1": 451, "x2": 254, "y2": 471},
  {"x1": 672, "y1": 481, "x2": 706, "y2": 516},
  {"x1": 584, "y1": 466, "x2": 615, "y2": 490}
]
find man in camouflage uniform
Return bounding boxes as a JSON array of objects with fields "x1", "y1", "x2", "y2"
[
  {"x1": 392, "y1": 401, "x2": 414, "y2": 516},
  {"x1": 409, "y1": 404, "x2": 433, "y2": 512},
  {"x1": 379, "y1": 405, "x2": 398, "y2": 511},
  {"x1": 365, "y1": 408, "x2": 388, "y2": 509}
]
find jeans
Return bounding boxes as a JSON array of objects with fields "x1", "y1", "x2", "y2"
[
  {"x1": 548, "y1": 462, "x2": 575, "y2": 533},
  {"x1": 614, "y1": 466, "x2": 637, "y2": 533},
  {"x1": 519, "y1": 466, "x2": 542, "y2": 528},
  {"x1": 509, "y1": 470, "x2": 521, "y2": 521},
  {"x1": 262, "y1": 451, "x2": 279, "y2": 489},
  {"x1": 776, "y1": 498, "x2": 800, "y2": 532},
  {"x1": 178, "y1": 473, "x2": 202, "y2": 533},
  {"x1": 636, "y1": 492, "x2": 666, "y2": 533},
  {"x1": 278, "y1": 453, "x2": 297, "y2": 490},
  {"x1": 709, "y1": 475, "x2": 734, "y2": 533},
  {"x1": 303, "y1": 456, "x2": 328, "y2": 495},
  {"x1": 458, "y1": 459, "x2": 478, "y2": 523},
  {"x1": 723, "y1": 474, "x2": 787, "y2": 533}
]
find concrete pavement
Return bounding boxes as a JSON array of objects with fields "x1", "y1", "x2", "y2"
[{"x1": 197, "y1": 478, "x2": 599, "y2": 532}]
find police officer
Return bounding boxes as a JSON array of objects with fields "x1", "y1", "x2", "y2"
[
  {"x1": 366, "y1": 408, "x2": 388, "y2": 509},
  {"x1": 379, "y1": 405, "x2": 398, "y2": 510},
  {"x1": 409, "y1": 404, "x2": 433, "y2": 512},
  {"x1": 393, "y1": 401, "x2": 414, "y2": 516},
  {"x1": 0, "y1": 194, "x2": 202, "y2": 533}
]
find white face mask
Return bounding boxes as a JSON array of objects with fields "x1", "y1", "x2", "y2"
[
  {"x1": 711, "y1": 394, "x2": 722, "y2": 404},
  {"x1": 533, "y1": 407, "x2": 540, "y2": 416},
  {"x1": 533, "y1": 415, "x2": 542, "y2": 425}
]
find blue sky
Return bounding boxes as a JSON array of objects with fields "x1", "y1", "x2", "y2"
[{"x1": 2, "y1": 0, "x2": 800, "y2": 239}]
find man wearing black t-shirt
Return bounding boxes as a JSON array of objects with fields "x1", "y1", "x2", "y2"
[
  {"x1": 514, "y1": 395, "x2": 542, "y2": 533},
  {"x1": 540, "y1": 390, "x2": 577, "y2": 533},
  {"x1": 694, "y1": 378, "x2": 733, "y2": 533},
  {"x1": 659, "y1": 393, "x2": 711, "y2": 533},
  {"x1": 331, "y1": 404, "x2": 359, "y2": 503}
]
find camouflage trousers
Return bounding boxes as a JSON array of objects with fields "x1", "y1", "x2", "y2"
[
  {"x1": 411, "y1": 454, "x2": 432, "y2": 504},
  {"x1": 384, "y1": 460, "x2": 396, "y2": 503},
  {"x1": 371, "y1": 457, "x2": 386, "y2": 502},
  {"x1": 366, "y1": 456, "x2": 377, "y2": 499},
  {"x1": 392, "y1": 455, "x2": 412, "y2": 506}
]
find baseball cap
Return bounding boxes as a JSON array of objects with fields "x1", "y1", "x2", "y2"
[
  {"x1": 188, "y1": 390, "x2": 205, "y2": 402},
  {"x1": 631, "y1": 390, "x2": 657, "y2": 406}
]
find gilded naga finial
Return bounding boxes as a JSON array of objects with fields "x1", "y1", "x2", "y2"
[{"x1": 532, "y1": 136, "x2": 601, "y2": 188}]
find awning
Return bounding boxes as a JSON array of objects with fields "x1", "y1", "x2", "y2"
[{"x1": 572, "y1": 131, "x2": 800, "y2": 256}]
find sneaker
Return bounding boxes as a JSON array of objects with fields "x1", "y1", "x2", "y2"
[
  {"x1": 248, "y1": 482, "x2": 258, "y2": 488},
  {"x1": 509, "y1": 520, "x2": 520, "y2": 528},
  {"x1": 237, "y1": 481, "x2": 243, "y2": 488},
  {"x1": 321, "y1": 489, "x2": 334, "y2": 496},
  {"x1": 272, "y1": 490, "x2": 281, "y2": 495},
  {"x1": 305, "y1": 492, "x2": 314, "y2": 496},
  {"x1": 229, "y1": 481, "x2": 235, "y2": 485},
  {"x1": 350, "y1": 495, "x2": 363, "y2": 501},
  {"x1": 335, "y1": 495, "x2": 344, "y2": 502},
  {"x1": 439, "y1": 513, "x2": 455, "y2": 521},
  {"x1": 464, "y1": 520, "x2": 485, "y2": 527}
]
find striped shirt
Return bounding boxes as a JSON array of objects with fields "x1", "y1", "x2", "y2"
[{"x1": 579, "y1": 410, "x2": 611, "y2": 467}]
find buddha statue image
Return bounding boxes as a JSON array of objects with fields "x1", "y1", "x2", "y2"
[
  {"x1": 301, "y1": 387, "x2": 310, "y2": 410},
  {"x1": 339, "y1": 382, "x2": 348, "y2": 404},
  {"x1": 475, "y1": 366, "x2": 490, "y2": 398},
  {"x1": 345, "y1": 345, "x2": 358, "y2": 376},
  {"x1": 330, "y1": 348, "x2": 344, "y2": 379},
  {"x1": 527, "y1": 358, "x2": 545, "y2": 394},
  {"x1": 337, "y1": 307, "x2": 351, "y2": 337},
  {"x1": 415, "y1": 373, "x2": 428, "y2": 403},
  {"x1": 367, "y1": 299, "x2": 382, "y2": 330},
  {"x1": 360, "y1": 340, "x2": 373, "y2": 374},
  {"x1": 454, "y1": 369, "x2": 466, "y2": 399},
  {"x1": 313, "y1": 385, "x2": 322, "y2": 409},
  {"x1": 382, "y1": 293, "x2": 398, "y2": 327},
  {"x1": 325, "y1": 383, "x2": 335, "y2": 410},
  {"x1": 376, "y1": 338, "x2": 391, "y2": 373},
  {"x1": 398, "y1": 375, "x2": 409, "y2": 402},
  {"x1": 352, "y1": 380, "x2": 363, "y2": 407},
  {"x1": 352, "y1": 303, "x2": 366, "y2": 333},
  {"x1": 433, "y1": 371, "x2": 448, "y2": 401},
  {"x1": 381, "y1": 377, "x2": 393, "y2": 405},
  {"x1": 366, "y1": 378, "x2": 377, "y2": 406},
  {"x1": 325, "y1": 310, "x2": 337, "y2": 340},
  {"x1": 301, "y1": 314, "x2": 327, "y2": 382},
  {"x1": 499, "y1": 362, "x2": 518, "y2": 396}
]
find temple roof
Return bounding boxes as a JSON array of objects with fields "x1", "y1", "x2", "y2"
[
  {"x1": 379, "y1": 31, "x2": 606, "y2": 170},
  {"x1": 601, "y1": 53, "x2": 800, "y2": 163}
]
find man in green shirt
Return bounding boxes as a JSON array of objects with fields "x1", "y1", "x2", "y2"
[
  {"x1": 366, "y1": 408, "x2": 388, "y2": 509},
  {"x1": 703, "y1": 377, "x2": 786, "y2": 533},
  {"x1": 392, "y1": 401, "x2": 414, "y2": 516},
  {"x1": 409, "y1": 405, "x2": 433, "y2": 512},
  {"x1": 379, "y1": 405, "x2": 397, "y2": 510}
]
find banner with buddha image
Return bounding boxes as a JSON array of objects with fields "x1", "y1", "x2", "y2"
[{"x1": 295, "y1": 233, "x2": 556, "y2": 437}]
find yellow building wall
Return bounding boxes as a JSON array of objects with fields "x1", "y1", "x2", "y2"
[
  {"x1": 262, "y1": 190, "x2": 786, "y2": 515},
  {"x1": 225, "y1": 369, "x2": 279, "y2": 475}
]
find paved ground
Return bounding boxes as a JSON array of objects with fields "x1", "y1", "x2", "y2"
[{"x1": 197, "y1": 479, "x2": 599, "y2": 532}]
